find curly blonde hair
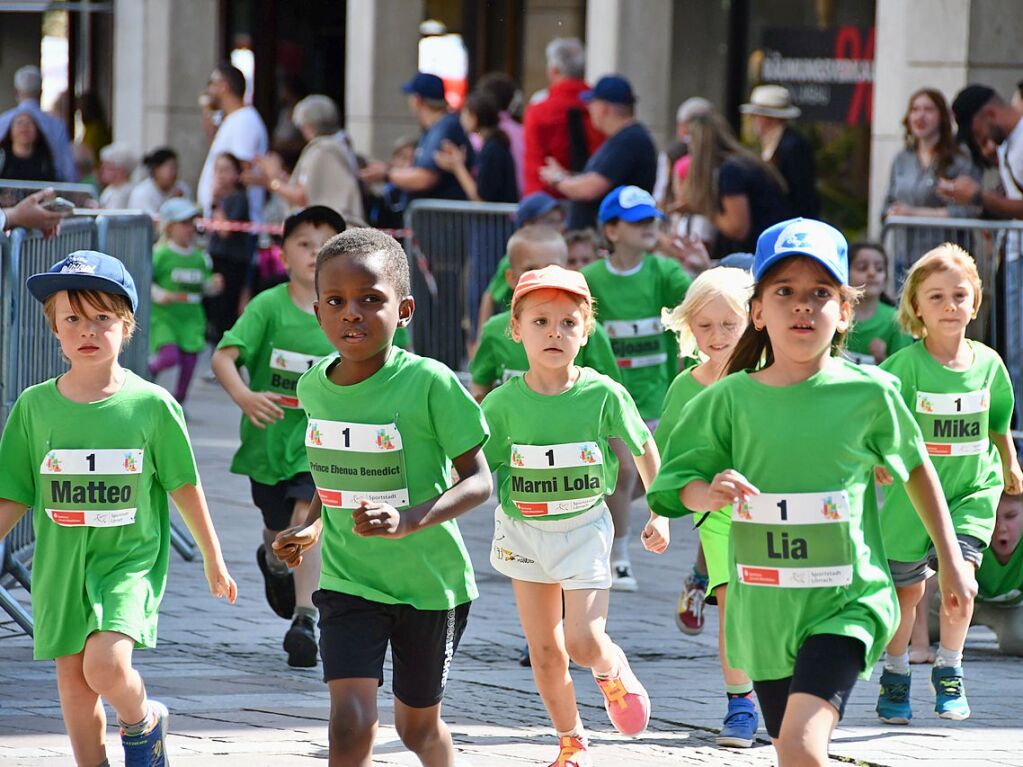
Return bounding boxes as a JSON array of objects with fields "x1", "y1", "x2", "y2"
[{"x1": 897, "y1": 243, "x2": 982, "y2": 338}]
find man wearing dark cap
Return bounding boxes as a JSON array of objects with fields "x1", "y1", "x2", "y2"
[
  {"x1": 361, "y1": 72, "x2": 475, "y2": 201},
  {"x1": 539, "y1": 74, "x2": 658, "y2": 229}
]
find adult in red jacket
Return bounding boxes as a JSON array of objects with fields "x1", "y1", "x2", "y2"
[{"x1": 522, "y1": 37, "x2": 604, "y2": 196}]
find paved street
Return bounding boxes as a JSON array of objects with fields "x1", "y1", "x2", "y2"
[{"x1": 2, "y1": 373, "x2": 1022, "y2": 766}]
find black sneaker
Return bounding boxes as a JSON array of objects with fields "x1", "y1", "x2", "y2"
[
  {"x1": 283, "y1": 615, "x2": 318, "y2": 668},
  {"x1": 256, "y1": 544, "x2": 296, "y2": 619}
]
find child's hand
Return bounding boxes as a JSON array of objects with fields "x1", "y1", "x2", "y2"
[
  {"x1": 869, "y1": 338, "x2": 889, "y2": 363},
  {"x1": 938, "y1": 556, "x2": 977, "y2": 623},
  {"x1": 204, "y1": 556, "x2": 238, "y2": 604},
  {"x1": 1005, "y1": 461, "x2": 1023, "y2": 495},
  {"x1": 874, "y1": 466, "x2": 894, "y2": 486},
  {"x1": 675, "y1": 233, "x2": 711, "y2": 275},
  {"x1": 352, "y1": 499, "x2": 405, "y2": 538},
  {"x1": 707, "y1": 469, "x2": 759, "y2": 509},
  {"x1": 208, "y1": 273, "x2": 225, "y2": 296},
  {"x1": 237, "y1": 389, "x2": 285, "y2": 428},
  {"x1": 641, "y1": 513, "x2": 670, "y2": 554},
  {"x1": 273, "y1": 522, "x2": 321, "y2": 568}
]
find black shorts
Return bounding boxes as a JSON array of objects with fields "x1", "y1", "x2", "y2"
[
  {"x1": 250, "y1": 473, "x2": 315, "y2": 531},
  {"x1": 753, "y1": 634, "x2": 865, "y2": 739},
  {"x1": 313, "y1": 589, "x2": 470, "y2": 708}
]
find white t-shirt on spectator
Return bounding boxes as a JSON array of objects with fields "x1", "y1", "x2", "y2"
[
  {"x1": 197, "y1": 105, "x2": 268, "y2": 222},
  {"x1": 997, "y1": 117, "x2": 1023, "y2": 262}
]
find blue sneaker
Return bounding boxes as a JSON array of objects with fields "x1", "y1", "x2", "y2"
[
  {"x1": 717, "y1": 695, "x2": 758, "y2": 748},
  {"x1": 121, "y1": 700, "x2": 169, "y2": 766},
  {"x1": 876, "y1": 669, "x2": 913, "y2": 724},
  {"x1": 931, "y1": 665, "x2": 970, "y2": 720}
]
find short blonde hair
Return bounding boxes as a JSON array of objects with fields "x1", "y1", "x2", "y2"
[
  {"x1": 662, "y1": 267, "x2": 753, "y2": 359},
  {"x1": 897, "y1": 243, "x2": 982, "y2": 338},
  {"x1": 43, "y1": 289, "x2": 136, "y2": 342}
]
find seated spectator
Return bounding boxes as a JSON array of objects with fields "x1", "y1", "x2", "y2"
[
  {"x1": 98, "y1": 142, "x2": 138, "y2": 209},
  {"x1": 434, "y1": 90, "x2": 518, "y2": 203},
  {"x1": 0, "y1": 107, "x2": 55, "y2": 181},
  {"x1": 129, "y1": 147, "x2": 190, "y2": 217}
]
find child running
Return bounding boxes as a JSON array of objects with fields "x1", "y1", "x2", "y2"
[
  {"x1": 212, "y1": 205, "x2": 346, "y2": 667},
  {"x1": 482, "y1": 264, "x2": 668, "y2": 767},
  {"x1": 272, "y1": 229, "x2": 492, "y2": 766},
  {"x1": 655, "y1": 266, "x2": 759, "y2": 748},
  {"x1": 648, "y1": 218, "x2": 976, "y2": 766},
  {"x1": 584, "y1": 185, "x2": 691, "y2": 591},
  {"x1": 0, "y1": 251, "x2": 236, "y2": 767},
  {"x1": 149, "y1": 197, "x2": 222, "y2": 404},
  {"x1": 875, "y1": 244, "x2": 1022, "y2": 723},
  {"x1": 846, "y1": 242, "x2": 911, "y2": 365},
  {"x1": 471, "y1": 226, "x2": 620, "y2": 401}
]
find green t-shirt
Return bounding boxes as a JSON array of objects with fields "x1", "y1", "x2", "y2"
[
  {"x1": 880, "y1": 341, "x2": 1013, "y2": 561},
  {"x1": 393, "y1": 325, "x2": 411, "y2": 351},
  {"x1": 150, "y1": 242, "x2": 211, "y2": 354},
  {"x1": 470, "y1": 311, "x2": 622, "y2": 387},
  {"x1": 486, "y1": 254, "x2": 512, "y2": 313},
  {"x1": 217, "y1": 283, "x2": 336, "y2": 485},
  {"x1": 654, "y1": 368, "x2": 705, "y2": 454},
  {"x1": 298, "y1": 347, "x2": 488, "y2": 610},
  {"x1": 647, "y1": 359, "x2": 927, "y2": 681},
  {"x1": 0, "y1": 373, "x2": 198, "y2": 659},
  {"x1": 482, "y1": 368, "x2": 650, "y2": 521},
  {"x1": 846, "y1": 302, "x2": 912, "y2": 365},
  {"x1": 977, "y1": 543, "x2": 1023, "y2": 605},
  {"x1": 582, "y1": 254, "x2": 692, "y2": 420}
]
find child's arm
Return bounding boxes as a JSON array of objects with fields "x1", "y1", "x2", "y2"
[
  {"x1": 211, "y1": 346, "x2": 285, "y2": 428},
  {"x1": 991, "y1": 430, "x2": 1023, "y2": 495},
  {"x1": 680, "y1": 470, "x2": 759, "y2": 513},
  {"x1": 470, "y1": 381, "x2": 494, "y2": 403},
  {"x1": 352, "y1": 444, "x2": 492, "y2": 538},
  {"x1": 903, "y1": 461, "x2": 977, "y2": 620},
  {"x1": 636, "y1": 438, "x2": 671, "y2": 553},
  {"x1": 273, "y1": 493, "x2": 323, "y2": 568},
  {"x1": 169, "y1": 484, "x2": 238, "y2": 604},
  {"x1": 151, "y1": 284, "x2": 184, "y2": 305},
  {"x1": 0, "y1": 500, "x2": 28, "y2": 541}
]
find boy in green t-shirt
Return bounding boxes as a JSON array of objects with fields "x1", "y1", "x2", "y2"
[
  {"x1": 846, "y1": 242, "x2": 911, "y2": 365},
  {"x1": 272, "y1": 228, "x2": 492, "y2": 766},
  {"x1": 968, "y1": 492, "x2": 1023, "y2": 655},
  {"x1": 584, "y1": 185, "x2": 692, "y2": 591},
  {"x1": 0, "y1": 251, "x2": 236, "y2": 767},
  {"x1": 470, "y1": 225, "x2": 620, "y2": 401},
  {"x1": 148, "y1": 197, "x2": 223, "y2": 404},
  {"x1": 212, "y1": 205, "x2": 345, "y2": 668}
]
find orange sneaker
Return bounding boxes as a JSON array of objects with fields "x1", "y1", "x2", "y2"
[
  {"x1": 548, "y1": 735, "x2": 591, "y2": 767},
  {"x1": 593, "y1": 644, "x2": 651, "y2": 736}
]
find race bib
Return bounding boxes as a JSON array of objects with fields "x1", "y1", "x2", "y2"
[
  {"x1": 731, "y1": 490, "x2": 853, "y2": 588},
  {"x1": 603, "y1": 317, "x2": 667, "y2": 369},
  {"x1": 306, "y1": 419, "x2": 410, "y2": 509},
  {"x1": 41, "y1": 449, "x2": 144, "y2": 527},
  {"x1": 170, "y1": 267, "x2": 205, "y2": 286},
  {"x1": 269, "y1": 348, "x2": 322, "y2": 408},
  {"x1": 916, "y1": 390, "x2": 989, "y2": 457},
  {"x1": 508, "y1": 441, "x2": 604, "y2": 517}
]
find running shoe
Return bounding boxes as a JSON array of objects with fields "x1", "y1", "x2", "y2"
[
  {"x1": 121, "y1": 699, "x2": 169, "y2": 767},
  {"x1": 256, "y1": 543, "x2": 296, "y2": 620},
  {"x1": 610, "y1": 561, "x2": 638, "y2": 592},
  {"x1": 931, "y1": 665, "x2": 970, "y2": 720},
  {"x1": 283, "y1": 614, "x2": 318, "y2": 668},
  {"x1": 717, "y1": 695, "x2": 758, "y2": 747},
  {"x1": 876, "y1": 668, "x2": 913, "y2": 724},
  {"x1": 675, "y1": 574, "x2": 706, "y2": 635},
  {"x1": 548, "y1": 735, "x2": 591, "y2": 767},
  {"x1": 593, "y1": 644, "x2": 650, "y2": 736}
]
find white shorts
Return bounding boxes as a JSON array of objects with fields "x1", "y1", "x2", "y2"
[{"x1": 490, "y1": 503, "x2": 613, "y2": 590}]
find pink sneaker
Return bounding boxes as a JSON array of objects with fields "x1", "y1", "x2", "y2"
[
  {"x1": 548, "y1": 735, "x2": 591, "y2": 767},
  {"x1": 593, "y1": 644, "x2": 651, "y2": 736}
]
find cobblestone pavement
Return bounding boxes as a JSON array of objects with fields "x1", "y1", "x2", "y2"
[{"x1": 2, "y1": 376, "x2": 1022, "y2": 765}]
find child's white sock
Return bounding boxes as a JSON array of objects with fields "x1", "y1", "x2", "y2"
[
  {"x1": 884, "y1": 651, "x2": 910, "y2": 675},
  {"x1": 610, "y1": 536, "x2": 630, "y2": 563},
  {"x1": 934, "y1": 645, "x2": 963, "y2": 668},
  {"x1": 557, "y1": 718, "x2": 586, "y2": 740}
]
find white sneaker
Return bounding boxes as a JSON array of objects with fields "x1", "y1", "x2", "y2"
[{"x1": 611, "y1": 561, "x2": 638, "y2": 592}]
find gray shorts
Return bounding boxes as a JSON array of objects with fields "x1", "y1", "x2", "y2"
[{"x1": 888, "y1": 535, "x2": 985, "y2": 587}]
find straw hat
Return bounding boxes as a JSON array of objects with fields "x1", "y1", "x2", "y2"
[{"x1": 740, "y1": 85, "x2": 800, "y2": 119}]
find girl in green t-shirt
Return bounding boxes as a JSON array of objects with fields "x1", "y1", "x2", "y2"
[
  {"x1": 846, "y1": 242, "x2": 911, "y2": 365},
  {"x1": 0, "y1": 251, "x2": 236, "y2": 767},
  {"x1": 657, "y1": 266, "x2": 757, "y2": 747},
  {"x1": 648, "y1": 219, "x2": 975, "y2": 766}
]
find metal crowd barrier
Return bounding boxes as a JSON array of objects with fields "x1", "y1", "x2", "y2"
[
  {"x1": 404, "y1": 199, "x2": 519, "y2": 369},
  {"x1": 0, "y1": 179, "x2": 98, "y2": 211}
]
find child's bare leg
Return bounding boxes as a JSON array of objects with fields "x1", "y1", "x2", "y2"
[
  {"x1": 326, "y1": 677, "x2": 378, "y2": 767},
  {"x1": 695, "y1": 542, "x2": 708, "y2": 577},
  {"x1": 938, "y1": 564, "x2": 977, "y2": 659},
  {"x1": 909, "y1": 576, "x2": 937, "y2": 663},
  {"x1": 54, "y1": 653, "x2": 107, "y2": 767},
  {"x1": 886, "y1": 581, "x2": 927, "y2": 657},
  {"x1": 394, "y1": 700, "x2": 455, "y2": 767},
  {"x1": 562, "y1": 588, "x2": 617, "y2": 675},
  {"x1": 774, "y1": 693, "x2": 838, "y2": 767},
  {"x1": 80, "y1": 632, "x2": 146, "y2": 725},
  {"x1": 290, "y1": 499, "x2": 320, "y2": 610},
  {"x1": 714, "y1": 586, "x2": 751, "y2": 688},
  {"x1": 512, "y1": 579, "x2": 581, "y2": 732}
]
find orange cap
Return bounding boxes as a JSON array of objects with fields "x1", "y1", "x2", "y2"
[{"x1": 511, "y1": 265, "x2": 592, "y2": 311}]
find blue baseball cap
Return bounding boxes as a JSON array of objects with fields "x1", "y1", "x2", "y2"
[
  {"x1": 581, "y1": 75, "x2": 636, "y2": 106},
  {"x1": 27, "y1": 250, "x2": 139, "y2": 311},
  {"x1": 515, "y1": 192, "x2": 560, "y2": 228},
  {"x1": 159, "y1": 197, "x2": 201, "y2": 224},
  {"x1": 754, "y1": 218, "x2": 848, "y2": 285},
  {"x1": 717, "y1": 252, "x2": 755, "y2": 271},
  {"x1": 401, "y1": 72, "x2": 446, "y2": 101},
  {"x1": 598, "y1": 185, "x2": 663, "y2": 225}
]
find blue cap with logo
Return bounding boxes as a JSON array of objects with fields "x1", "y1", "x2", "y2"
[
  {"x1": 581, "y1": 75, "x2": 636, "y2": 106},
  {"x1": 515, "y1": 192, "x2": 560, "y2": 228},
  {"x1": 598, "y1": 185, "x2": 664, "y2": 225},
  {"x1": 27, "y1": 250, "x2": 139, "y2": 311},
  {"x1": 753, "y1": 218, "x2": 848, "y2": 285},
  {"x1": 401, "y1": 72, "x2": 446, "y2": 101}
]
